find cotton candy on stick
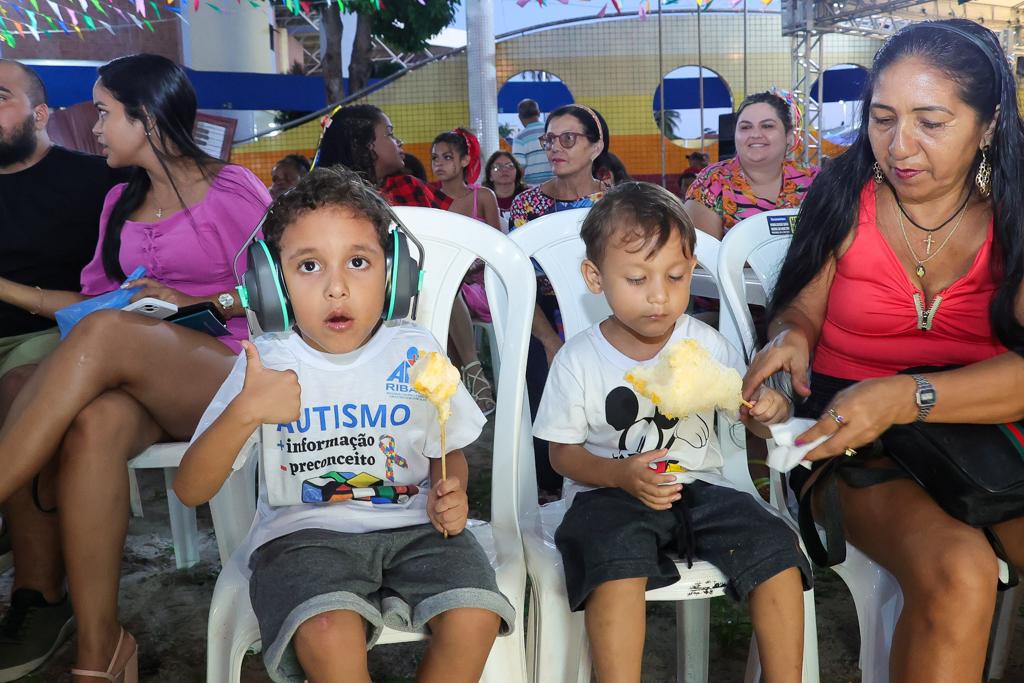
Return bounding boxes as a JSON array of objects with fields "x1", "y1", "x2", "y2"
[
  {"x1": 624, "y1": 339, "x2": 753, "y2": 420},
  {"x1": 409, "y1": 350, "x2": 462, "y2": 538}
]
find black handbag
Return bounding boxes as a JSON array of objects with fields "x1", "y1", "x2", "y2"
[
  {"x1": 879, "y1": 420, "x2": 1024, "y2": 527},
  {"x1": 796, "y1": 368, "x2": 1024, "y2": 587}
]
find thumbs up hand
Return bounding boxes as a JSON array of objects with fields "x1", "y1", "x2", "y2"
[{"x1": 233, "y1": 340, "x2": 302, "y2": 426}]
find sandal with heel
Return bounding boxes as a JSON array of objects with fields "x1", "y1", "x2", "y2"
[
  {"x1": 71, "y1": 627, "x2": 137, "y2": 683},
  {"x1": 462, "y1": 360, "x2": 496, "y2": 416}
]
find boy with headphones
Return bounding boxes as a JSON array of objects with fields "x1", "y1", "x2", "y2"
[{"x1": 175, "y1": 167, "x2": 514, "y2": 683}]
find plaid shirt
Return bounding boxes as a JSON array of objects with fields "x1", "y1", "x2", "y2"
[{"x1": 380, "y1": 174, "x2": 452, "y2": 210}]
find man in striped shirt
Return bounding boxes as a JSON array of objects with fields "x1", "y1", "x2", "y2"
[{"x1": 511, "y1": 99, "x2": 553, "y2": 186}]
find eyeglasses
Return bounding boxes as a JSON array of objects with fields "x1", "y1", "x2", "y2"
[
  {"x1": 539, "y1": 131, "x2": 590, "y2": 151},
  {"x1": 491, "y1": 162, "x2": 516, "y2": 172}
]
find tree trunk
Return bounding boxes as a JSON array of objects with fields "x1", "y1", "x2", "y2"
[
  {"x1": 321, "y1": 5, "x2": 344, "y2": 103},
  {"x1": 348, "y1": 11, "x2": 374, "y2": 96}
]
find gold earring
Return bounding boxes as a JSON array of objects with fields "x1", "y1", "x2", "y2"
[
  {"x1": 872, "y1": 162, "x2": 885, "y2": 185},
  {"x1": 976, "y1": 148, "x2": 992, "y2": 198}
]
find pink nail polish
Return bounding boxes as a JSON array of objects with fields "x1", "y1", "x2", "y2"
[{"x1": 794, "y1": 438, "x2": 805, "y2": 446}]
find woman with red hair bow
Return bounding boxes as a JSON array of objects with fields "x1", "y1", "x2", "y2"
[
  {"x1": 431, "y1": 128, "x2": 501, "y2": 230},
  {"x1": 430, "y1": 128, "x2": 502, "y2": 414}
]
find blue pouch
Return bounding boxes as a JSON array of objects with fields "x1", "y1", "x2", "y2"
[{"x1": 55, "y1": 266, "x2": 147, "y2": 339}]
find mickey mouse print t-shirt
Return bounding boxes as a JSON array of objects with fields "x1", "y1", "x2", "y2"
[
  {"x1": 532, "y1": 316, "x2": 745, "y2": 503},
  {"x1": 190, "y1": 320, "x2": 485, "y2": 559}
]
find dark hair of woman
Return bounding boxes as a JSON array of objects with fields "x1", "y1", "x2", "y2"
[
  {"x1": 546, "y1": 104, "x2": 611, "y2": 170},
  {"x1": 769, "y1": 19, "x2": 1024, "y2": 355},
  {"x1": 314, "y1": 103, "x2": 386, "y2": 184},
  {"x1": 401, "y1": 152, "x2": 428, "y2": 182},
  {"x1": 98, "y1": 53, "x2": 220, "y2": 281},
  {"x1": 735, "y1": 91, "x2": 794, "y2": 134},
  {"x1": 483, "y1": 151, "x2": 526, "y2": 196},
  {"x1": 593, "y1": 152, "x2": 631, "y2": 185}
]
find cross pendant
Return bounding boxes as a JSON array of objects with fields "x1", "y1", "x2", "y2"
[{"x1": 924, "y1": 233, "x2": 934, "y2": 255}]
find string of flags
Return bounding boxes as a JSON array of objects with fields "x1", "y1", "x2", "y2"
[
  {"x1": 0, "y1": 0, "x2": 353, "y2": 47},
  {"x1": 575, "y1": 0, "x2": 774, "y2": 19},
  {"x1": 0, "y1": 0, "x2": 777, "y2": 49}
]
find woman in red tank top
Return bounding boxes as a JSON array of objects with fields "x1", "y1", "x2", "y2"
[{"x1": 745, "y1": 20, "x2": 1024, "y2": 681}]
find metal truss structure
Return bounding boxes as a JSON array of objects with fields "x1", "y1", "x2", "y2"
[{"x1": 783, "y1": 0, "x2": 1024, "y2": 165}]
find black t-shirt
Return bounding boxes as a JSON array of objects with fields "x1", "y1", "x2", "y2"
[{"x1": 0, "y1": 146, "x2": 125, "y2": 336}]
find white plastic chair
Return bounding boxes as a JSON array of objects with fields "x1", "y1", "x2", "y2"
[
  {"x1": 126, "y1": 441, "x2": 257, "y2": 569},
  {"x1": 205, "y1": 207, "x2": 536, "y2": 683},
  {"x1": 718, "y1": 208, "x2": 1018, "y2": 682},
  {"x1": 494, "y1": 208, "x2": 817, "y2": 683}
]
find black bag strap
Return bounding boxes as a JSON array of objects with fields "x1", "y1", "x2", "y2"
[
  {"x1": 797, "y1": 449, "x2": 910, "y2": 568},
  {"x1": 797, "y1": 458, "x2": 847, "y2": 567}
]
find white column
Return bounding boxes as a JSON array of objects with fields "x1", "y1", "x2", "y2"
[{"x1": 466, "y1": 0, "x2": 498, "y2": 165}]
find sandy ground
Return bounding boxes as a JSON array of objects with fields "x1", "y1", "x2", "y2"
[{"x1": 7, "y1": 416, "x2": 1023, "y2": 682}]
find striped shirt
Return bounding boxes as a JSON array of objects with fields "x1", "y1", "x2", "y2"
[{"x1": 512, "y1": 120, "x2": 554, "y2": 186}]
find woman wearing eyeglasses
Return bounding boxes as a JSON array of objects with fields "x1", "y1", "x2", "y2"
[
  {"x1": 509, "y1": 104, "x2": 611, "y2": 496},
  {"x1": 483, "y1": 151, "x2": 526, "y2": 232}
]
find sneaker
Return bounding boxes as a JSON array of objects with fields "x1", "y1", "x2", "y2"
[{"x1": 0, "y1": 589, "x2": 75, "y2": 682}]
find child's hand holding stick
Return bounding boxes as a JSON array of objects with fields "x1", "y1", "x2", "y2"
[{"x1": 410, "y1": 351, "x2": 462, "y2": 538}]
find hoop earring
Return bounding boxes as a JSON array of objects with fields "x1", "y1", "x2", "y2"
[
  {"x1": 872, "y1": 161, "x2": 885, "y2": 185},
  {"x1": 976, "y1": 148, "x2": 992, "y2": 198}
]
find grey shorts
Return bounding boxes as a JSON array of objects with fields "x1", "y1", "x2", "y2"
[
  {"x1": 555, "y1": 482, "x2": 812, "y2": 611},
  {"x1": 248, "y1": 524, "x2": 516, "y2": 683}
]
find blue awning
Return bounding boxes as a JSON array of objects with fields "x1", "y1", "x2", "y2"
[{"x1": 32, "y1": 64, "x2": 328, "y2": 112}]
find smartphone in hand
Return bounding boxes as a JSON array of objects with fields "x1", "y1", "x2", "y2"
[{"x1": 166, "y1": 302, "x2": 230, "y2": 337}]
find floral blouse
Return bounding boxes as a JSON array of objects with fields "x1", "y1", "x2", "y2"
[
  {"x1": 509, "y1": 185, "x2": 606, "y2": 230},
  {"x1": 685, "y1": 157, "x2": 819, "y2": 233}
]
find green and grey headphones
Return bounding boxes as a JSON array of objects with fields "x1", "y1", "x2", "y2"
[{"x1": 233, "y1": 202, "x2": 426, "y2": 333}]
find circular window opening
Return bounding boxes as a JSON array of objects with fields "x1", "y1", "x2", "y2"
[
  {"x1": 652, "y1": 66, "x2": 733, "y2": 144},
  {"x1": 498, "y1": 71, "x2": 574, "y2": 146}
]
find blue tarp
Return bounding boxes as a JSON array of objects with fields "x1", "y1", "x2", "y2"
[{"x1": 33, "y1": 64, "x2": 328, "y2": 111}]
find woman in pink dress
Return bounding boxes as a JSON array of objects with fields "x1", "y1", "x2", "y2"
[{"x1": 0, "y1": 54, "x2": 269, "y2": 681}]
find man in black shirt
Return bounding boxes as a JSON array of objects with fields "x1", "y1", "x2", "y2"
[{"x1": 0, "y1": 59, "x2": 124, "y2": 681}]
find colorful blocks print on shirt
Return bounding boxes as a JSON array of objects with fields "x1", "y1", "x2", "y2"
[{"x1": 301, "y1": 470, "x2": 420, "y2": 504}]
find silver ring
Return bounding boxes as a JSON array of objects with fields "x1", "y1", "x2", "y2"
[
  {"x1": 843, "y1": 447, "x2": 857, "y2": 457},
  {"x1": 827, "y1": 408, "x2": 846, "y2": 426}
]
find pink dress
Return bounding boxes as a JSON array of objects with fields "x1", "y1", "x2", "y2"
[
  {"x1": 460, "y1": 186, "x2": 493, "y2": 322},
  {"x1": 79, "y1": 164, "x2": 271, "y2": 352}
]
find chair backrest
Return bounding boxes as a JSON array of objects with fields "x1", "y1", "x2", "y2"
[
  {"x1": 393, "y1": 208, "x2": 536, "y2": 579},
  {"x1": 717, "y1": 208, "x2": 797, "y2": 361},
  {"x1": 490, "y1": 209, "x2": 738, "y2": 515}
]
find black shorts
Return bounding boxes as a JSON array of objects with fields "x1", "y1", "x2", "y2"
[{"x1": 554, "y1": 483, "x2": 812, "y2": 611}]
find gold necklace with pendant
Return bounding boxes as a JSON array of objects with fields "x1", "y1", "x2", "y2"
[
  {"x1": 893, "y1": 196, "x2": 968, "y2": 279},
  {"x1": 155, "y1": 206, "x2": 164, "y2": 219}
]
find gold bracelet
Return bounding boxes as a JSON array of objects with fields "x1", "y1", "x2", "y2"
[{"x1": 29, "y1": 286, "x2": 43, "y2": 316}]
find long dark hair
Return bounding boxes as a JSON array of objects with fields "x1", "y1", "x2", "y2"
[
  {"x1": 483, "y1": 151, "x2": 525, "y2": 196},
  {"x1": 770, "y1": 19, "x2": 1024, "y2": 355},
  {"x1": 98, "y1": 54, "x2": 218, "y2": 281},
  {"x1": 546, "y1": 104, "x2": 611, "y2": 171},
  {"x1": 314, "y1": 104, "x2": 386, "y2": 184}
]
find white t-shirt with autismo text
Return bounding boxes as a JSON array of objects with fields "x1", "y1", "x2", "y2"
[
  {"x1": 190, "y1": 320, "x2": 485, "y2": 561},
  {"x1": 532, "y1": 316, "x2": 745, "y2": 503}
]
